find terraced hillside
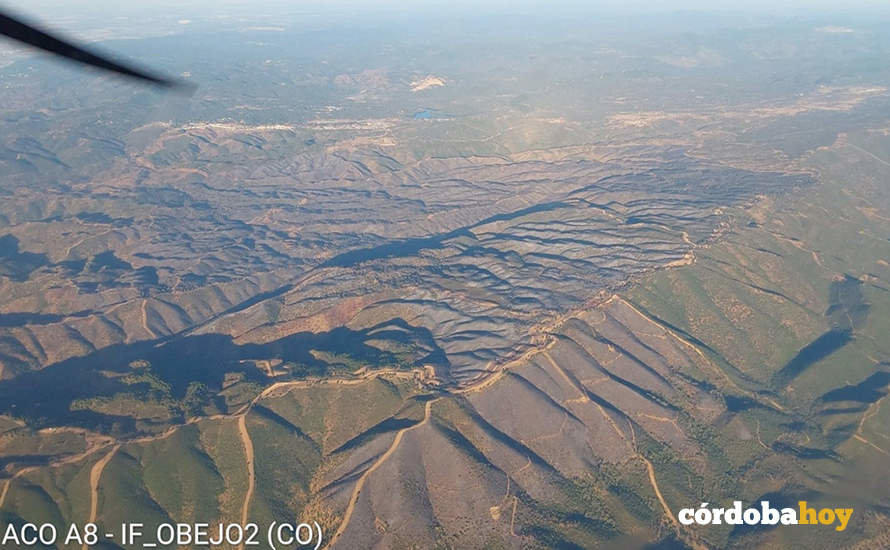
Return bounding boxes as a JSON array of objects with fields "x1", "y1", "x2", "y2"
[
  {"x1": 2, "y1": 7, "x2": 890, "y2": 550},
  {"x1": 4, "y1": 139, "x2": 889, "y2": 548}
]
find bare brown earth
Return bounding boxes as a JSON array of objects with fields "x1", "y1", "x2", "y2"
[
  {"x1": 1, "y1": 45, "x2": 890, "y2": 549},
  {"x1": 0, "y1": 117, "x2": 810, "y2": 385}
]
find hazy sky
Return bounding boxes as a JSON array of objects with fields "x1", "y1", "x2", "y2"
[
  {"x1": 2, "y1": 0, "x2": 888, "y2": 49},
  {"x1": 8, "y1": 0, "x2": 890, "y2": 16}
]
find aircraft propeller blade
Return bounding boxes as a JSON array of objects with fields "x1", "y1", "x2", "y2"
[{"x1": 0, "y1": 11, "x2": 192, "y2": 90}]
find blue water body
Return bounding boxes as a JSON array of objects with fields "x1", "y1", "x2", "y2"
[{"x1": 412, "y1": 109, "x2": 453, "y2": 120}]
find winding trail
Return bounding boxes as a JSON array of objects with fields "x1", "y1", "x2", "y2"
[
  {"x1": 540, "y1": 345, "x2": 703, "y2": 549},
  {"x1": 0, "y1": 478, "x2": 13, "y2": 509},
  {"x1": 640, "y1": 456, "x2": 673, "y2": 527},
  {"x1": 627, "y1": 423, "x2": 706, "y2": 550},
  {"x1": 329, "y1": 399, "x2": 438, "y2": 547},
  {"x1": 851, "y1": 384, "x2": 890, "y2": 455},
  {"x1": 0, "y1": 432, "x2": 114, "y2": 510},
  {"x1": 848, "y1": 141, "x2": 890, "y2": 169},
  {"x1": 83, "y1": 445, "x2": 119, "y2": 550},
  {"x1": 237, "y1": 415, "x2": 255, "y2": 550},
  {"x1": 3, "y1": 290, "x2": 718, "y2": 550},
  {"x1": 141, "y1": 299, "x2": 157, "y2": 339}
]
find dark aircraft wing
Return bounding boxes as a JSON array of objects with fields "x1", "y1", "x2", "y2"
[{"x1": 0, "y1": 10, "x2": 190, "y2": 90}]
